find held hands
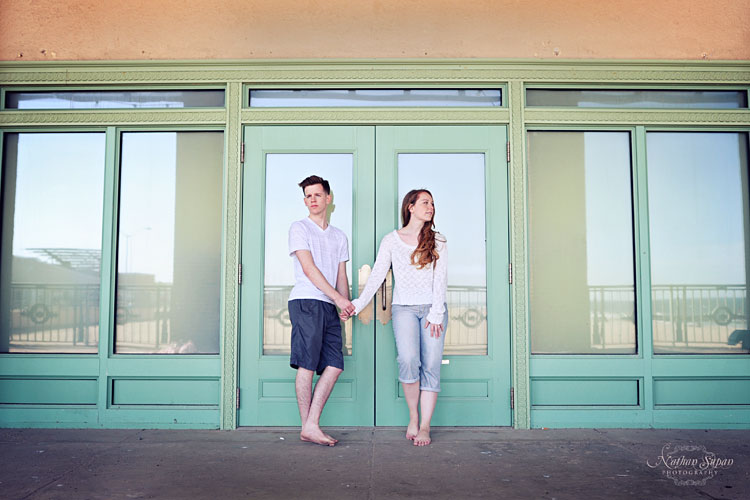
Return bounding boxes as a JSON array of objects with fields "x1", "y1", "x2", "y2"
[
  {"x1": 335, "y1": 295, "x2": 355, "y2": 321},
  {"x1": 425, "y1": 321, "x2": 443, "y2": 338}
]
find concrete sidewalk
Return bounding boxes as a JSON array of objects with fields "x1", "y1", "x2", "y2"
[{"x1": 1, "y1": 427, "x2": 748, "y2": 500}]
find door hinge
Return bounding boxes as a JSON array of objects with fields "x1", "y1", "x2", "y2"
[
  {"x1": 506, "y1": 141, "x2": 511, "y2": 163},
  {"x1": 236, "y1": 387, "x2": 240, "y2": 410},
  {"x1": 509, "y1": 263, "x2": 513, "y2": 284},
  {"x1": 238, "y1": 263, "x2": 243, "y2": 285},
  {"x1": 510, "y1": 387, "x2": 514, "y2": 409},
  {"x1": 240, "y1": 142, "x2": 245, "y2": 163}
]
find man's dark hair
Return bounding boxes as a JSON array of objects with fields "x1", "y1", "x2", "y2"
[{"x1": 299, "y1": 175, "x2": 330, "y2": 194}]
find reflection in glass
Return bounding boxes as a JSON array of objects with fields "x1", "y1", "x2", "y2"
[
  {"x1": 0, "y1": 133, "x2": 105, "y2": 353},
  {"x1": 115, "y1": 132, "x2": 223, "y2": 354},
  {"x1": 263, "y1": 155, "x2": 353, "y2": 355},
  {"x1": 6, "y1": 90, "x2": 225, "y2": 109},
  {"x1": 526, "y1": 89, "x2": 747, "y2": 109},
  {"x1": 648, "y1": 132, "x2": 750, "y2": 354},
  {"x1": 528, "y1": 132, "x2": 636, "y2": 354},
  {"x1": 399, "y1": 154, "x2": 488, "y2": 355},
  {"x1": 250, "y1": 89, "x2": 502, "y2": 107}
]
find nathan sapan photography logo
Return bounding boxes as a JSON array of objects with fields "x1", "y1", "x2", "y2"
[{"x1": 647, "y1": 443, "x2": 735, "y2": 486}]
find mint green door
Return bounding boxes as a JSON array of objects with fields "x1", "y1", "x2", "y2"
[
  {"x1": 238, "y1": 126, "x2": 376, "y2": 426},
  {"x1": 373, "y1": 126, "x2": 511, "y2": 426},
  {"x1": 238, "y1": 125, "x2": 510, "y2": 426}
]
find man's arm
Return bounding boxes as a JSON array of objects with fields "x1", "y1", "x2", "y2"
[
  {"x1": 336, "y1": 261, "x2": 350, "y2": 300},
  {"x1": 295, "y1": 250, "x2": 355, "y2": 315},
  {"x1": 335, "y1": 261, "x2": 353, "y2": 320}
]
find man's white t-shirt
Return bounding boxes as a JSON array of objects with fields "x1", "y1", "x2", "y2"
[{"x1": 288, "y1": 217, "x2": 349, "y2": 305}]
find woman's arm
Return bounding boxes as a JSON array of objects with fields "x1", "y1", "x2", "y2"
[
  {"x1": 351, "y1": 234, "x2": 393, "y2": 315},
  {"x1": 426, "y1": 238, "x2": 448, "y2": 326}
]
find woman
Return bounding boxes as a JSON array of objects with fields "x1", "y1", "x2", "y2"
[{"x1": 347, "y1": 189, "x2": 448, "y2": 446}]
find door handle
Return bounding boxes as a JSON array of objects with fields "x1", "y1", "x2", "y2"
[
  {"x1": 356, "y1": 264, "x2": 373, "y2": 325},
  {"x1": 376, "y1": 270, "x2": 392, "y2": 325}
]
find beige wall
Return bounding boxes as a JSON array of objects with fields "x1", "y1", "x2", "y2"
[{"x1": 1, "y1": 0, "x2": 749, "y2": 62}]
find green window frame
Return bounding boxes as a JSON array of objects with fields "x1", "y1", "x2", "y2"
[{"x1": 0, "y1": 59, "x2": 748, "y2": 431}]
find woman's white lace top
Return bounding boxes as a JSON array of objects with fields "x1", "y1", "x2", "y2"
[{"x1": 351, "y1": 230, "x2": 448, "y2": 325}]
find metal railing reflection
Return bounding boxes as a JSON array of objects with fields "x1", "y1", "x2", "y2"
[
  {"x1": 588, "y1": 285, "x2": 636, "y2": 351},
  {"x1": 4, "y1": 283, "x2": 172, "y2": 353},
  {"x1": 651, "y1": 284, "x2": 748, "y2": 353},
  {"x1": 114, "y1": 284, "x2": 172, "y2": 352},
  {"x1": 5, "y1": 283, "x2": 100, "y2": 352},
  {"x1": 263, "y1": 285, "x2": 488, "y2": 356},
  {"x1": 10, "y1": 283, "x2": 743, "y2": 354},
  {"x1": 589, "y1": 284, "x2": 748, "y2": 352}
]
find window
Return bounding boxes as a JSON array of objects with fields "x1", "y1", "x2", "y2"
[
  {"x1": 0, "y1": 133, "x2": 105, "y2": 353},
  {"x1": 249, "y1": 89, "x2": 502, "y2": 107},
  {"x1": 5, "y1": 90, "x2": 225, "y2": 109},
  {"x1": 526, "y1": 89, "x2": 747, "y2": 109},
  {"x1": 647, "y1": 132, "x2": 750, "y2": 354},
  {"x1": 528, "y1": 131, "x2": 637, "y2": 354},
  {"x1": 114, "y1": 132, "x2": 224, "y2": 354}
]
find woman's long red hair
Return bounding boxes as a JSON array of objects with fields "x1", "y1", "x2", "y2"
[{"x1": 401, "y1": 189, "x2": 439, "y2": 269}]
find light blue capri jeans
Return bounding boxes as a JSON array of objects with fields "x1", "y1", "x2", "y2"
[{"x1": 391, "y1": 303, "x2": 448, "y2": 392}]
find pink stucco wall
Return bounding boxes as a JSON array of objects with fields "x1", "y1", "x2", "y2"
[{"x1": 1, "y1": 0, "x2": 748, "y2": 61}]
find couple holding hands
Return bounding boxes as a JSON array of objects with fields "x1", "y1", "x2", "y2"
[{"x1": 287, "y1": 175, "x2": 448, "y2": 447}]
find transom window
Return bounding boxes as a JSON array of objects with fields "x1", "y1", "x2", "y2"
[
  {"x1": 526, "y1": 89, "x2": 748, "y2": 109},
  {"x1": 249, "y1": 89, "x2": 502, "y2": 107},
  {"x1": 5, "y1": 90, "x2": 225, "y2": 109}
]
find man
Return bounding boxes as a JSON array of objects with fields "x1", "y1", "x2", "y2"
[{"x1": 288, "y1": 175, "x2": 355, "y2": 446}]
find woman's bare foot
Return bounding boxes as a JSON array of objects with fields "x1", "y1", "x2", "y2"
[
  {"x1": 300, "y1": 424, "x2": 336, "y2": 446},
  {"x1": 414, "y1": 427, "x2": 431, "y2": 446},
  {"x1": 406, "y1": 419, "x2": 419, "y2": 440},
  {"x1": 323, "y1": 432, "x2": 338, "y2": 444}
]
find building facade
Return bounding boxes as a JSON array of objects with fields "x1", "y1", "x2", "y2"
[{"x1": 0, "y1": 1, "x2": 749, "y2": 430}]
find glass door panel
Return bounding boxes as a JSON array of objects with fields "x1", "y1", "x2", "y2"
[
  {"x1": 263, "y1": 154, "x2": 353, "y2": 355},
  {"x1": 398, "y1": 153, "x2": 488, "y2": 355}
]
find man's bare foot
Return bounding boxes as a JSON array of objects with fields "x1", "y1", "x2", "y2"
[
  {"x1": 406, "y1": 420, "x2": 419, "y2": 440},
  {"x1": 300, "y1": 424, "x2": 335, "y2": 446},
  {"x1": 414, "y1": 427, "x2": 431, "y2": 446}
]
